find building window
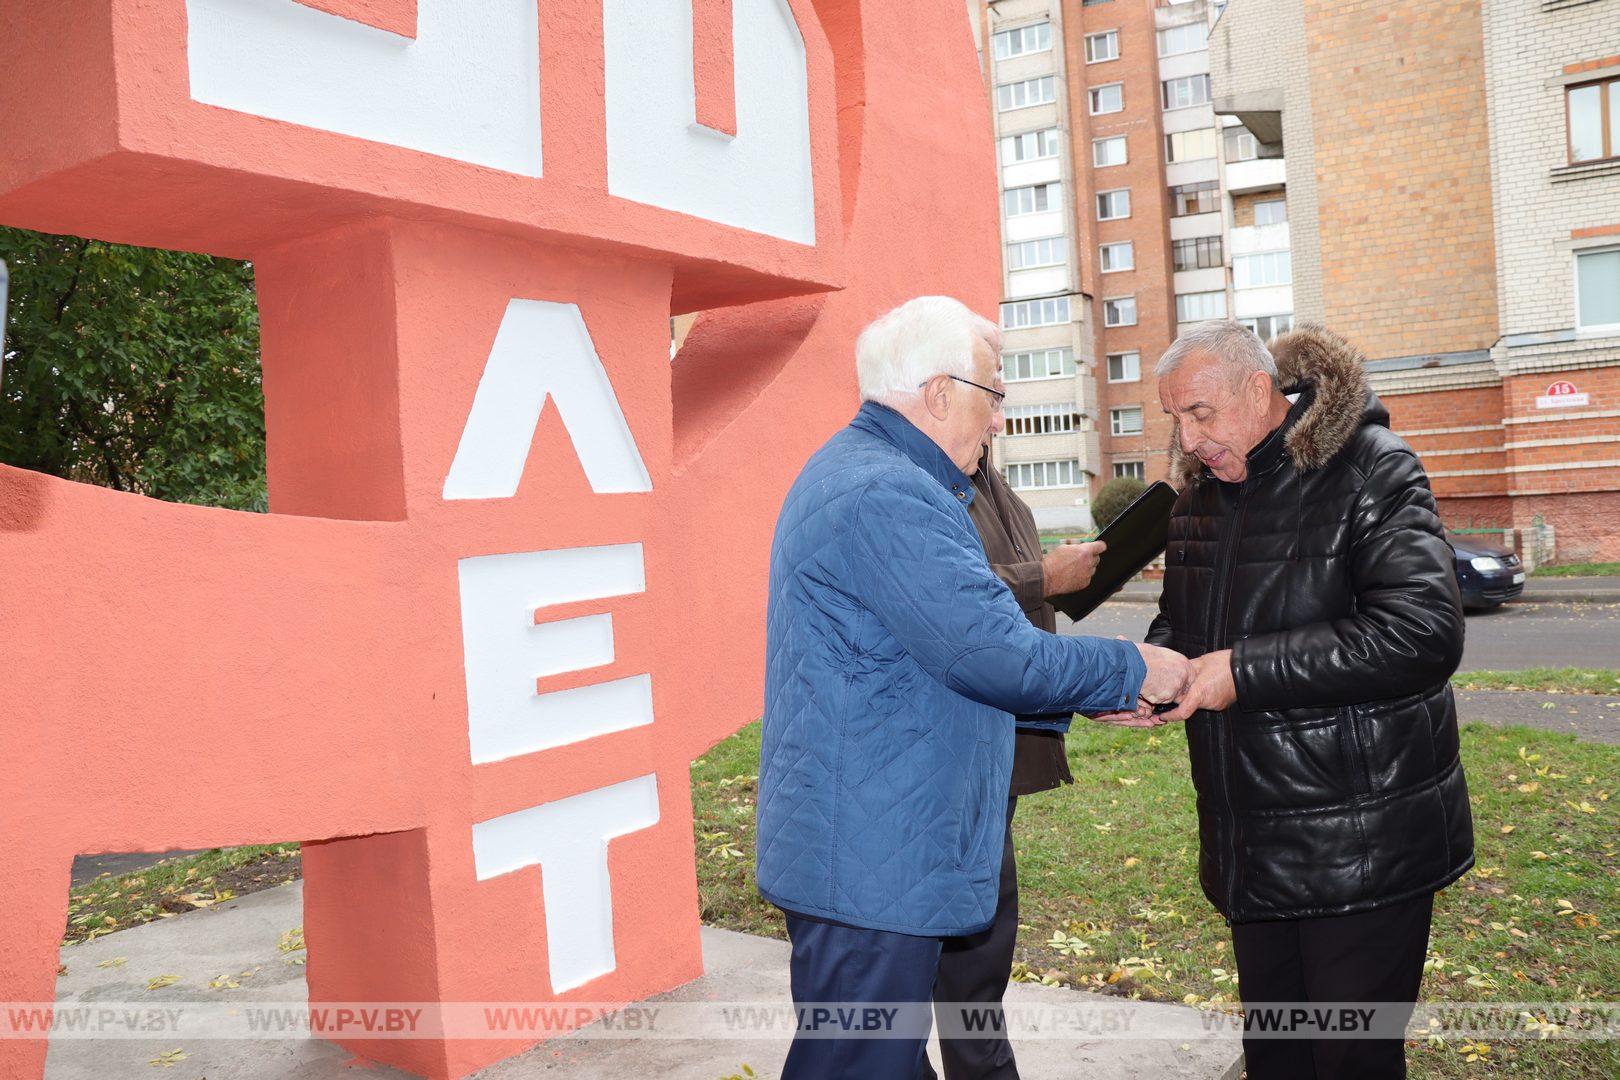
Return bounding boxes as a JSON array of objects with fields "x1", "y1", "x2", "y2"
[
  {"x1": 1089, "y1": 83, "x2": 1124, "y2": 115},
  {"x1": 1000, "y1": 128, "x2": 1061, "y2": 164},
  {"x1": 1006, "y1": 459, "x2": 1084, "y2": 490},
  {"x1": 1171, "y1": 181, "x2": 1220, "y2": 217},
  {"x1": 1001, "y1": 296, "x2": 1071, "y2": 328},
  {"x1": 1100, "y1": 241, "x2": 1134, "y2": 272},
  {"x1": 1172, "y1": 236, "x2": 1223, "y2": 271},
  {"x1": 1005, "y1": 348, "x2": 1077, "y2": 381},
  {"x1": 1110, "y1": 407, "x2": 1144, "y2": 437},
  {"x1": 998, "y1": 76, "x2": 1057, "y2": 112},
  {"x1": 1004, "y1": 182, "x2": 1060, "y2": 217},
  {"x1": 1113, "y1": 460, "x2": 1146, "y2": 481},
  {"x1": 993, "y1": 21, "x2": 1052, "y2": 61},
  {"x1": 1093, "y1": 135, "x2": 1128, "y2": 167},
  {"x1": 1233, "y1": 251, "x2": 1292, "y2": 288},
  {"x1": 1004, "y1": 402, "x2": 1085, "y2": 437},
  {"x1": 1567, "y1": 76, "x2": 1620, "y2": 164},
  {"x1": 1176, "y1": 291, "x2": 1227, "y2": 322},
  {"x1": 1576, "y1": 247, "x2": 1620, "y2": 331},
  {"x1": 1008, "y1": 236, "x2": 1067, "y2": 271},
  {"x1": 1239, "y1": 314, "x2": 1294, "y2": 339},
  {"x1": 1096, "y1": 189, "x2": 1131, "y2": 220},
  {"x1": 1103, "y1": 296, "x2": 1138, "y2": 327},
  {"x1": 1106, "y1": 351, "x2": 1141, "y2": 383},
  {"x1": 1254, "y1": 198, "x2": 1287, "y2": 226},
  {"x1": 1156, "y1": 21, "x2": 1209, "y2": 57},
  {"x1": 1165, "y1": 128, "x2": 1218, "y2": 163},
  {"x1": 1161, "y1": 74, "x2": 1212, "y2": 110},
  {"x1": 1085, "y1": 30, "x2": 1119, "y2": 63},
  {"x1": 1224, "y1": 127, "x2": 1259, "y2": 163}
]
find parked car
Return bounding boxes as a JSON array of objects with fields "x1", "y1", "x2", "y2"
[{"x1": 1449, "y1": 535, "x2": 1525, "y2": 610}]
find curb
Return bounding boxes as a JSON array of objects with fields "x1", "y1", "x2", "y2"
[{"x1": 1518, "y1": 591, "x2": 1620, "y2": 605}]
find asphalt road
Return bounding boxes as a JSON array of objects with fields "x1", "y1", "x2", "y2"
[{"x1": 1060, "y1": 599, "x2": 1620, "y2": 673}]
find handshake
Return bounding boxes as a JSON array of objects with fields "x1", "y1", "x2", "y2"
[
  {"x1": 1090, "y1": 644, "x2": 1237, "y2": 728},
  {"x1": 1040, "y1": 542, "x2": 1235, "y2": 727}
]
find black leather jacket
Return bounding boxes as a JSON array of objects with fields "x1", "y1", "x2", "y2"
[{"x1": 1147, "y1": 326, "x2": 1474, "y2": 923}]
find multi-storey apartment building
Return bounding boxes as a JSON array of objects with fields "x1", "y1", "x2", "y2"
[
  {"x1": 972, "y1": 0, "x2": 1232, "y2": 529},
  {"x1": 1211, "y1": 0, "x2": 1620, "y2": 562},
  {"x1": 971, "y1": 0, "x2": 1098, "y2": 530}
]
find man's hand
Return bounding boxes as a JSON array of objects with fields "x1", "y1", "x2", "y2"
[
  {"x1": 1042, "y1": 540, "x2": 1106, "y2": 598},
  {"x1": 1136, "y1": 642, "x2": 1192, "y2": 705},
  {"x1": 1087, "y1": 698, "x2": 1165, "y2": 728},
  {"x1": 1159, "y1": 649, "x2": 1237, "y2": 722}
]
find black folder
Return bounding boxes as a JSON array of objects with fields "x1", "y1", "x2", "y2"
[{"x1": 1048, "y1": 481, "x2": 1177, "y2": 621}]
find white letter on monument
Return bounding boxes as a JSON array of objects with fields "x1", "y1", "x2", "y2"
[
  {"x1": 604, "y1": 0, "x2": 814, "y2": 243},
  {"x1": 185, "y1": 0, "x2": 543, "y2": 176},
  {"x1": 472, "y1": 774, "x2": 661, "y2": 992},
  {"x1": 443, "y1": 300, "x2": 651, "y2": 500},
  {"x1": 457, "y1": 544, "x2": 652, "y2": 765}
]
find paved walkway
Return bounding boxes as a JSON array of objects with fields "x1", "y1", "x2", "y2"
[
  {"x1": 49, "y1": 882, "x2": 1242, "y2": 1080},
  {"x1": 1456, "y1": 691, "x2": 1620, "y2": 745}
]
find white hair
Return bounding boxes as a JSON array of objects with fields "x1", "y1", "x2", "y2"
[
  {"x1": 1154, "y1": 319, "x2": 1277, "y2": 383},
  {"x1": 855, "y1": 296, "x2": 1002, "y2": 403}
]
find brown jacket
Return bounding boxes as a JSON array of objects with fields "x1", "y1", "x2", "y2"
[{"x1": 968, "y1": 448, "x2": 1073, "y2": 796}]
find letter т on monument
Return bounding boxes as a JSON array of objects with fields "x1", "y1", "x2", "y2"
[{"x1": 0, "y1": 2, "x2": 1001, "y2": 1077}]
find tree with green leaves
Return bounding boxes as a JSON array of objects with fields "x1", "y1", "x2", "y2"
[{"x1": 0, "y1": 226, "x2": 266, "y2": 511}]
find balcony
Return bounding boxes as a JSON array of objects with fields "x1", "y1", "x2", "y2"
[
  {"x1": 1224, "y1": 157, "x2": 1285, "y2": 194},
  {"x1": 1229, "y1": 221, "x2": 1290, "y2": 256},
  {"x1": 1156, "y1": 0, "x2": 1209, "y2": 31}
]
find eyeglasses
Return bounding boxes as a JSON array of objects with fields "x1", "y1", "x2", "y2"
[{"x1": 921, "y1": 374, "x2": 1005, "y2": 406}]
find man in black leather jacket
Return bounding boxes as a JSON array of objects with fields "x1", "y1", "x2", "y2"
[{"x1": 1145, "y1": 321, "x2": 1474, "y2": 1080}]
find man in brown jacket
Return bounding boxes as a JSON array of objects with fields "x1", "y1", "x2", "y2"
[{"x1": 922, "y1": 421, "x2": 1104, "y2": 1080}]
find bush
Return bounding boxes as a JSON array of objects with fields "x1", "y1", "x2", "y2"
[{"x1": 1092, "y1": 477, "x2": 1147, "y2": 530}]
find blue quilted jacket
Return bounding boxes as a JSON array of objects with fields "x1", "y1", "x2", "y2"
[{"x1": 757, "y1": 403, "x2": 1147, "y2": 936}]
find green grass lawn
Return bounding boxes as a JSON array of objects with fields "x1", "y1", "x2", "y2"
[
  {"x1": 694, "y1": 721, "x2": 1619, "y2": 1079},
  {"x1": 1532, "y1": 562, "x2": 1620, "y2": 578},
  {"x1": 1453, "y1": 669, "x2": 1620, "y2": 695},
  {"x1": 64, "y1": 845, "x2": 299, "y2": 945}
]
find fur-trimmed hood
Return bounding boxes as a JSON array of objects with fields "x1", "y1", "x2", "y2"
[{"x1": 1170, "y1": 325, "x2": 1379, "y2": 487}]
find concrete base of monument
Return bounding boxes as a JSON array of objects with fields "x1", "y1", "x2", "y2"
[{"x1": 48, "y1": 881, "x2": 1243, "y2": 1080}]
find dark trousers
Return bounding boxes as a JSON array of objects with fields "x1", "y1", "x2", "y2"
[
  {"x1": 1231, "y1": 891, "x2": 1434, "y2": 1080},
  {"x1": 781, "y1": 912, "x2": 944, "y2": 1080},
  {"x1": 921, "y1": 796, "x2": 1020, "y2": 1080}
]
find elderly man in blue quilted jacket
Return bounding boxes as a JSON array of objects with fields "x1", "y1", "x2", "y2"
[{"x1": 758, "y1": 296, "x2": 1192, "y2": 1079}]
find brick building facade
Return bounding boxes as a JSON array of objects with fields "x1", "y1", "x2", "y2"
[{"x1": 1212, "y1": 0, "x2": 1620, "y2": 562}]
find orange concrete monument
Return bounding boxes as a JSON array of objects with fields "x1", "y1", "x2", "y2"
[{"x1": 0, "y1": 2, "x2": 1001, "y2": 1077}]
